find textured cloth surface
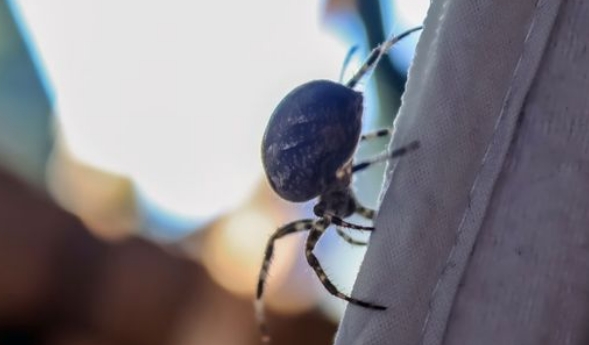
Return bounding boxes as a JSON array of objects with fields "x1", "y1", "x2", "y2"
[{"x1": 335, "y1": 0, "x2": 589, "y2": 344}]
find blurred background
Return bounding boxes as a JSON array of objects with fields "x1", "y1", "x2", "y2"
[{"x1": 0, "y1": 0, "x2": 427, "y2": 344}]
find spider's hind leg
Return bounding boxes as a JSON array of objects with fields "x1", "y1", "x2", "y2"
[
  {"x1": 360, "y1": 128, "x2": 392, "y2": 142},
  {"x1": 345, "y1": 26, "x2": 423, "y2": 89},
  {"x1": 352, "y1": 140, "x2": 420, "y2": 174}
]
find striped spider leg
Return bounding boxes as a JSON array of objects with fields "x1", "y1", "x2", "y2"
[{"x1": 256, "y1": 141, "x2": 419, "y2": 342}]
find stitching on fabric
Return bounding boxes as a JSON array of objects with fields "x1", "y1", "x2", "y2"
[{"x1": 418, "y1": 1, "x2": 553, "y2": 344}]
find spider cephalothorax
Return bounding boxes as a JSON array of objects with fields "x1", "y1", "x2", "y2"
[{"x1": 256, "y1": 26, "x2": 423, "y2": 343}]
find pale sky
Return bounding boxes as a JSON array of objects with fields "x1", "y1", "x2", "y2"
[{"x1": 12, "y1": 0, "x2": 348, "y2": 221}]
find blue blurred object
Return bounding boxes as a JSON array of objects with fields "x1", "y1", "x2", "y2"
[
  {"x1": 135, "y1": 189, "x2": 208, "y2": 242},
  {"x1": 0, "y1": 1, "x2": 53, "y2": 187}
]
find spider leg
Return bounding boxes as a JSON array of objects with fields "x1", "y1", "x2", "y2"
[
  {"x1": 338, "y1": 45, "x2": 360, "y2": 83},
  {"x1": 352, "y1": 140, "x2": 420, "y2": 174},
  {"x1": 346, "y1": 26, "x2": 423, "y2": 89},
  {"x1": 335, "y1": 226, "x2": 369, "y2": 246},
  {"x1": 256, "y1": 219, "x2": 314, "y2": 343},
  {"x1": 325, "y1": 210, "x2": 373, "y2": 245},
  {"x1": 341, "y1": 203, "x2": 376, "y2": 245},
  {"x1": 360, "y1": 128, "x2": 392, "y2": 141},
  {"x1": 329, "y1": 214, "x2": 374, "y2": 230},
  {"x1": 355, "y1": 204, "x2": 376, "y2": 220},
  {"x1": 306, "y1": 217, "x2": 386, "y2": 309}
]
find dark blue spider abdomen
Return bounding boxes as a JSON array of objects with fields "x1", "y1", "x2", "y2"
[{"x1": 261, "y1": 80, "x2": 363, "y2": 202}]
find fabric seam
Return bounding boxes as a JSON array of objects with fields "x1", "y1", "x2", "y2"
[{"x1": 418, "y1": 0, "x2": 563, "y2": 344}]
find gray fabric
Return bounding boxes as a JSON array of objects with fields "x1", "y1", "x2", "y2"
[{"x1": 336, "y1": 0, "x2": 589, "y2": 344}]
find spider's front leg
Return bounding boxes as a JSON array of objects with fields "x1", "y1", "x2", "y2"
[
  {"x1": 305, "y1": 217, "x2": 386, "y2": 309},
  {"x1": 330, "y1": 215, "x2": 374, "y2": 246},
  {"x1": 256, "y1": 219, "x2": 314, "y2": 342},
  {"x1": 334, "y1": 203, "x2": 377, "y2": 245},
  {"x1": 335, "y1": 226, "x2": 369, "y2": 246},
  {"x1": 333, "y1": 203, "x2": 377, "y2": 246},
  {"x1": 355, "y1": 203, "x2": 376, "y2": 220},
  {"x1": 336, "y1": 140, "x2": 418, "y2": 245}
]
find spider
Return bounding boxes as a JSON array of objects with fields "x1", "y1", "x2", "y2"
[{"x1": 256, "y1": 26, "x2": 422, "y2": 342}]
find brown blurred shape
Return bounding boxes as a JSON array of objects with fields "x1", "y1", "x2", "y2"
[{"x1": 0, "y1": 167, "x2": 336, "y2": 345}]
